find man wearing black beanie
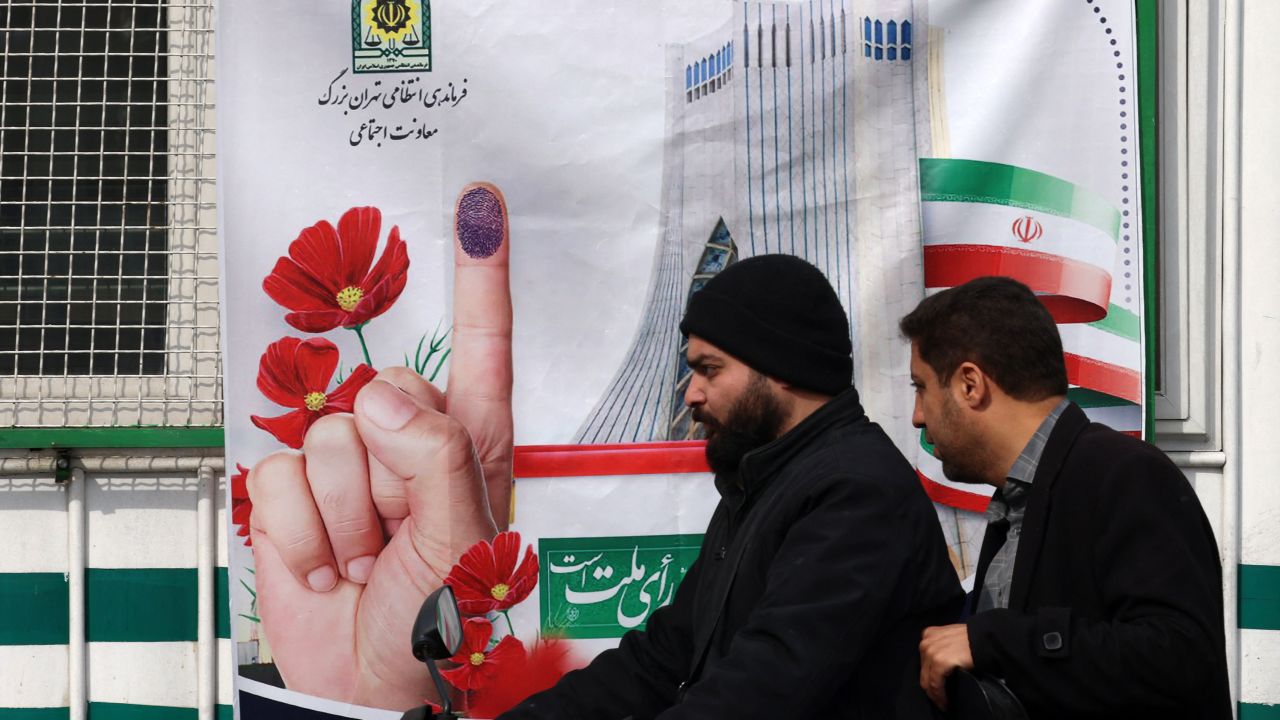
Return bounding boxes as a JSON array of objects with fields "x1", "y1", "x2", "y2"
[{"x1": 503, "y1": 255, "x2": 963, "y2": 719}]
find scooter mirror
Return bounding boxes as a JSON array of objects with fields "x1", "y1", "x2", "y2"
[
  {"x1": 403, "y1": 585, "x2": 464, "y2": 720},
  {"x1": 412, "y1": 585, "x2": 463, "y2": 661}
]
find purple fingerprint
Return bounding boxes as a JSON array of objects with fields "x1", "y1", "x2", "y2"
[{"x1": 456, "y1": 186, "x2": 504, "y2": 259}]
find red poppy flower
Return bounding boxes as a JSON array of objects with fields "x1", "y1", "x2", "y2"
[
  {"x1": 250, "y1": 337, "x2": 377, "y2": 449},
  {"x1": 262, "y1": 206, "x2": 410, "y2": 333},
  {"x1": 445, "y1": 531, "x2": 540, "y2": 615},
  {"x1": 230, "y1": 463, "x2": 253, "y2": 547},
  {"x1": 440, "y1": 618, "x2": 525, "y2": 692}
]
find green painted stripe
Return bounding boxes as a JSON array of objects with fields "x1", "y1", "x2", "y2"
[
  {"x1": 1240, "y1": 703, "x2": 1280, "y2": 720},
  {"x1": 0, "y1": 707, "x2": 233, "y2": 720},
  {"x1": 1240, "y1": 563, "x2": 1280, "y2": 631},
  {"x1": 1088, "y1": 304, "x2": 1141, "y2": 341},
  {"x1": 88, "y1": 702, "x2": 196, "y2": 720},
  {"x1": 1068, "y1": 387, "x2": 1136, "y2": 409},
  {"x1": 0, "y1": 709, "x2": 69, "y2": 719},
  {"x1": 87, "y1": 569, "x2": 197, "y2": 642},
  {"x1": 0, "y1": 427, "x2": 224, "y2": 450},
  {"x1": 216, "y1": 567, "x2": 230, "y2": 640},
  {"x1": 0, "y1": 573, "x2": 69, "y2": 645},
  {"x1": 918, "y1": 157, "x2": 1121, "y2": 240},
  {"x1": 1, "y1": 568, "x2": 231, "y2": 645}
]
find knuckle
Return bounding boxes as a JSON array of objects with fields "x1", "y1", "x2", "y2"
[
  {"x1": 329, "y1": 515, "x2": 376, "y2": 539},
  {"x1": 316, "y1": 488, "x2": 349, "y2": 515},
  {"x1": 248, "y1": 451, "x2": 303, "y2": 500},
  {"x1": 280, "y1": 527, "x2": 328, "y2": 556},
  {"x1": 304, "y1": 413, "x2": 358, "y2": 449}
]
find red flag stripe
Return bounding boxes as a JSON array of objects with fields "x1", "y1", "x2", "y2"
[
  {"x1": 918, "y1": 471, "x2": 991, "y2": 513},
  {"x1": 1065, "y1": 353, "x2": 1142, "y2": 405},
  {"x1": 513, "y1": 441, "x2": 710, "y2": 478},
  {"x1": 924, "y1": 244, "x2": 1110, "y2": 323}
]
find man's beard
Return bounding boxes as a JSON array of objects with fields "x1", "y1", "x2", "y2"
[
  {"x1": 935, "y1": 393, "x2": 991, "y2": 485},
  {"x1": 693, "y1": 372, "x2": 788, "y2": 476}
]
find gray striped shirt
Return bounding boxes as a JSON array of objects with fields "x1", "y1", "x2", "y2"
[{"x1": 975, "y1": 398, "x2": 1070, "y2": 612}]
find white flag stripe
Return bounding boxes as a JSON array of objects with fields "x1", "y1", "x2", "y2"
[
  {"x1": 1081, "y1": 403, "x2": 1143, "y2": 432},
  {"x1": 922, "y1": 201, "x2": 1115, "y2": 273},
  {"x1": 1060, "y1": 322, "x2": 1141, "y2": 371}
]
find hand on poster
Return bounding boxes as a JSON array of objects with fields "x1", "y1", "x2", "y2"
[{"x1": 244, "y1": 183, "x2": 515, "y2": 709}]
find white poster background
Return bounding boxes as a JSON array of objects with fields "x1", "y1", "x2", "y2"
[{"x1": 218, "y1": 0, "x2": 1146, "y2": 716}]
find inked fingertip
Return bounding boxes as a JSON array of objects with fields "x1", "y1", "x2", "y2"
[{"x1": 455, "y1": 184, "x2": 506, "y2": 260}]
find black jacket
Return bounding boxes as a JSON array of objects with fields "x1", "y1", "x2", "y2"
[
  {"x1": 965, "y1": 402, "x2": 1231, "y2": 719},
  {"x1": 501, "y1": 389, "x2": 964, "y2": 719}
]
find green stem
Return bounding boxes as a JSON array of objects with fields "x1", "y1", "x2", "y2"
[
  {"x1": 351, "y1": 323, "x2": 373, "y2": 367},
  {"x1": 502, "y1": 609, "x2": 516, "y2": 638}
]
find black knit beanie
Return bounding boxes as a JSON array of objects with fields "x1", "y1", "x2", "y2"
[{"x1": 679, "y1": 254, "x2": 852, "y2": 395}]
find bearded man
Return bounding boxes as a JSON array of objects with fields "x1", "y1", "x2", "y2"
[{"x1": 501, "y1": 255, "x2": 963, "y2": 719}]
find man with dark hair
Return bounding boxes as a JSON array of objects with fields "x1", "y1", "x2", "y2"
[
  {"x1": 901, "y1": 276, "x2": 1231, "y2": 719},
  {"x1": 502, "y1": 255, "x2": 963, "y2": 719}
]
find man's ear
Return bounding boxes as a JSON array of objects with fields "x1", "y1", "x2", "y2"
[{"x1": 953, "y1": 361, "x2": 990, "y2": 410}]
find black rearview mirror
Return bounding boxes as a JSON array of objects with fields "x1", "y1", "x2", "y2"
[
  {"x1": 412, "y1": 584, "x2": 463, "y2": 661},
  {"x1": 403, "y1": 585, "x2": 464, "y2": 720}
]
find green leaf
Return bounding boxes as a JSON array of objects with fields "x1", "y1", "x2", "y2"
[{"x1": 429, "y1": 347, "x2": 451, "y2": 382}]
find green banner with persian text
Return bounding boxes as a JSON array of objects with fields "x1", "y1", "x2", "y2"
[{"x1": 539, "y1": 535, "x2": 704, "y2": 639}]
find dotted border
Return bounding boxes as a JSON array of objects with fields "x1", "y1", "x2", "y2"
[{"x1": 1087, "y1": 0, "x2": 1136, "y2": 304}]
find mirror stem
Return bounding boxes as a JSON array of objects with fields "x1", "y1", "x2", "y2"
[{"x1": 428, "y1": 660, "x2": 454, "y2": 718}]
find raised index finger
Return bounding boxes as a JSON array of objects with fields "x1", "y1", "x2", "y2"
[{"x1": 450, "y1": 182, "x2": 514, "y2": 526}]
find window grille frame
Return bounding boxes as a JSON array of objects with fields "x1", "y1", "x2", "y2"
[{"x1": 0, "y1": 0, "x2": 223, "y2": 445}]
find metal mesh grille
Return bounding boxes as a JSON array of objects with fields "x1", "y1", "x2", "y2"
[{"x1": 0, "y1": 0, "x2": 220, "y2": 428}]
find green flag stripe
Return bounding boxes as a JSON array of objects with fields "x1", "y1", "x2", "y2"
[
  {"x1": 919, "y1": 158, "x2": 1121, "y2": 241},
  {"x1": 919, "y1": 430, "x2": 936, "y2": 457},
  {"x1": 1089, "y1": 304, "x2": 1141, "y2": 341},
  {"x1": 0, "y1": 568, "x2": 232, "y2": 644},
  {"x1": 1067, "y1": 387, "x2": 1137, "y2": 409}
]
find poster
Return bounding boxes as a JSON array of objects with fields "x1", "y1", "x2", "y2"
[{"x1": 217, "y1": 1, "x2": 1146, "y2": 716}]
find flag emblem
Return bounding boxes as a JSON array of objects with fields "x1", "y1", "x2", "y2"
[{"x1": 1011, "y1": 215, "x2": 1044, "y2": 243}]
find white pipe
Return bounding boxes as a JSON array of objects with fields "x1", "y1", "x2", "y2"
[
  {"x1": 197, "y1": 465, "x2": 216, "y2": 720},
  {"x1": 1165, "y1": 450, "x2": 1229, "y2": 469},
  {"x1": 68, "y1": 468, "x2": 86, "y2": 720},
  {"x1": 1220, "y1": 0, "x2": 1243, "y2": 705},
  {"x1": 0, "y1": 455, "x2": 225, "y2": 475}
]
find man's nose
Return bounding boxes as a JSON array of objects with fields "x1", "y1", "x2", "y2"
[
  {"x1": 684, "y1": 377, "x2": 705, "y2": 408},
  {"x1": 911, "y1": 400, "x2": 925, "y2": 429}
]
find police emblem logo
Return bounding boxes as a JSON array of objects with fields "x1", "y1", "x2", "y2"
[{"x1": 351, "y1": 0, "x2": 431, "y2": 73}]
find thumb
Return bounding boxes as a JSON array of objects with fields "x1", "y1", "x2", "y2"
[{"x1": 353, "y1": 379, "x2": 498, "y2": 562}]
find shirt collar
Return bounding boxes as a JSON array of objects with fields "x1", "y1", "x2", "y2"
[{"x1": 1005, "y1": 396, "x2": 1070, "y2": 485}]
